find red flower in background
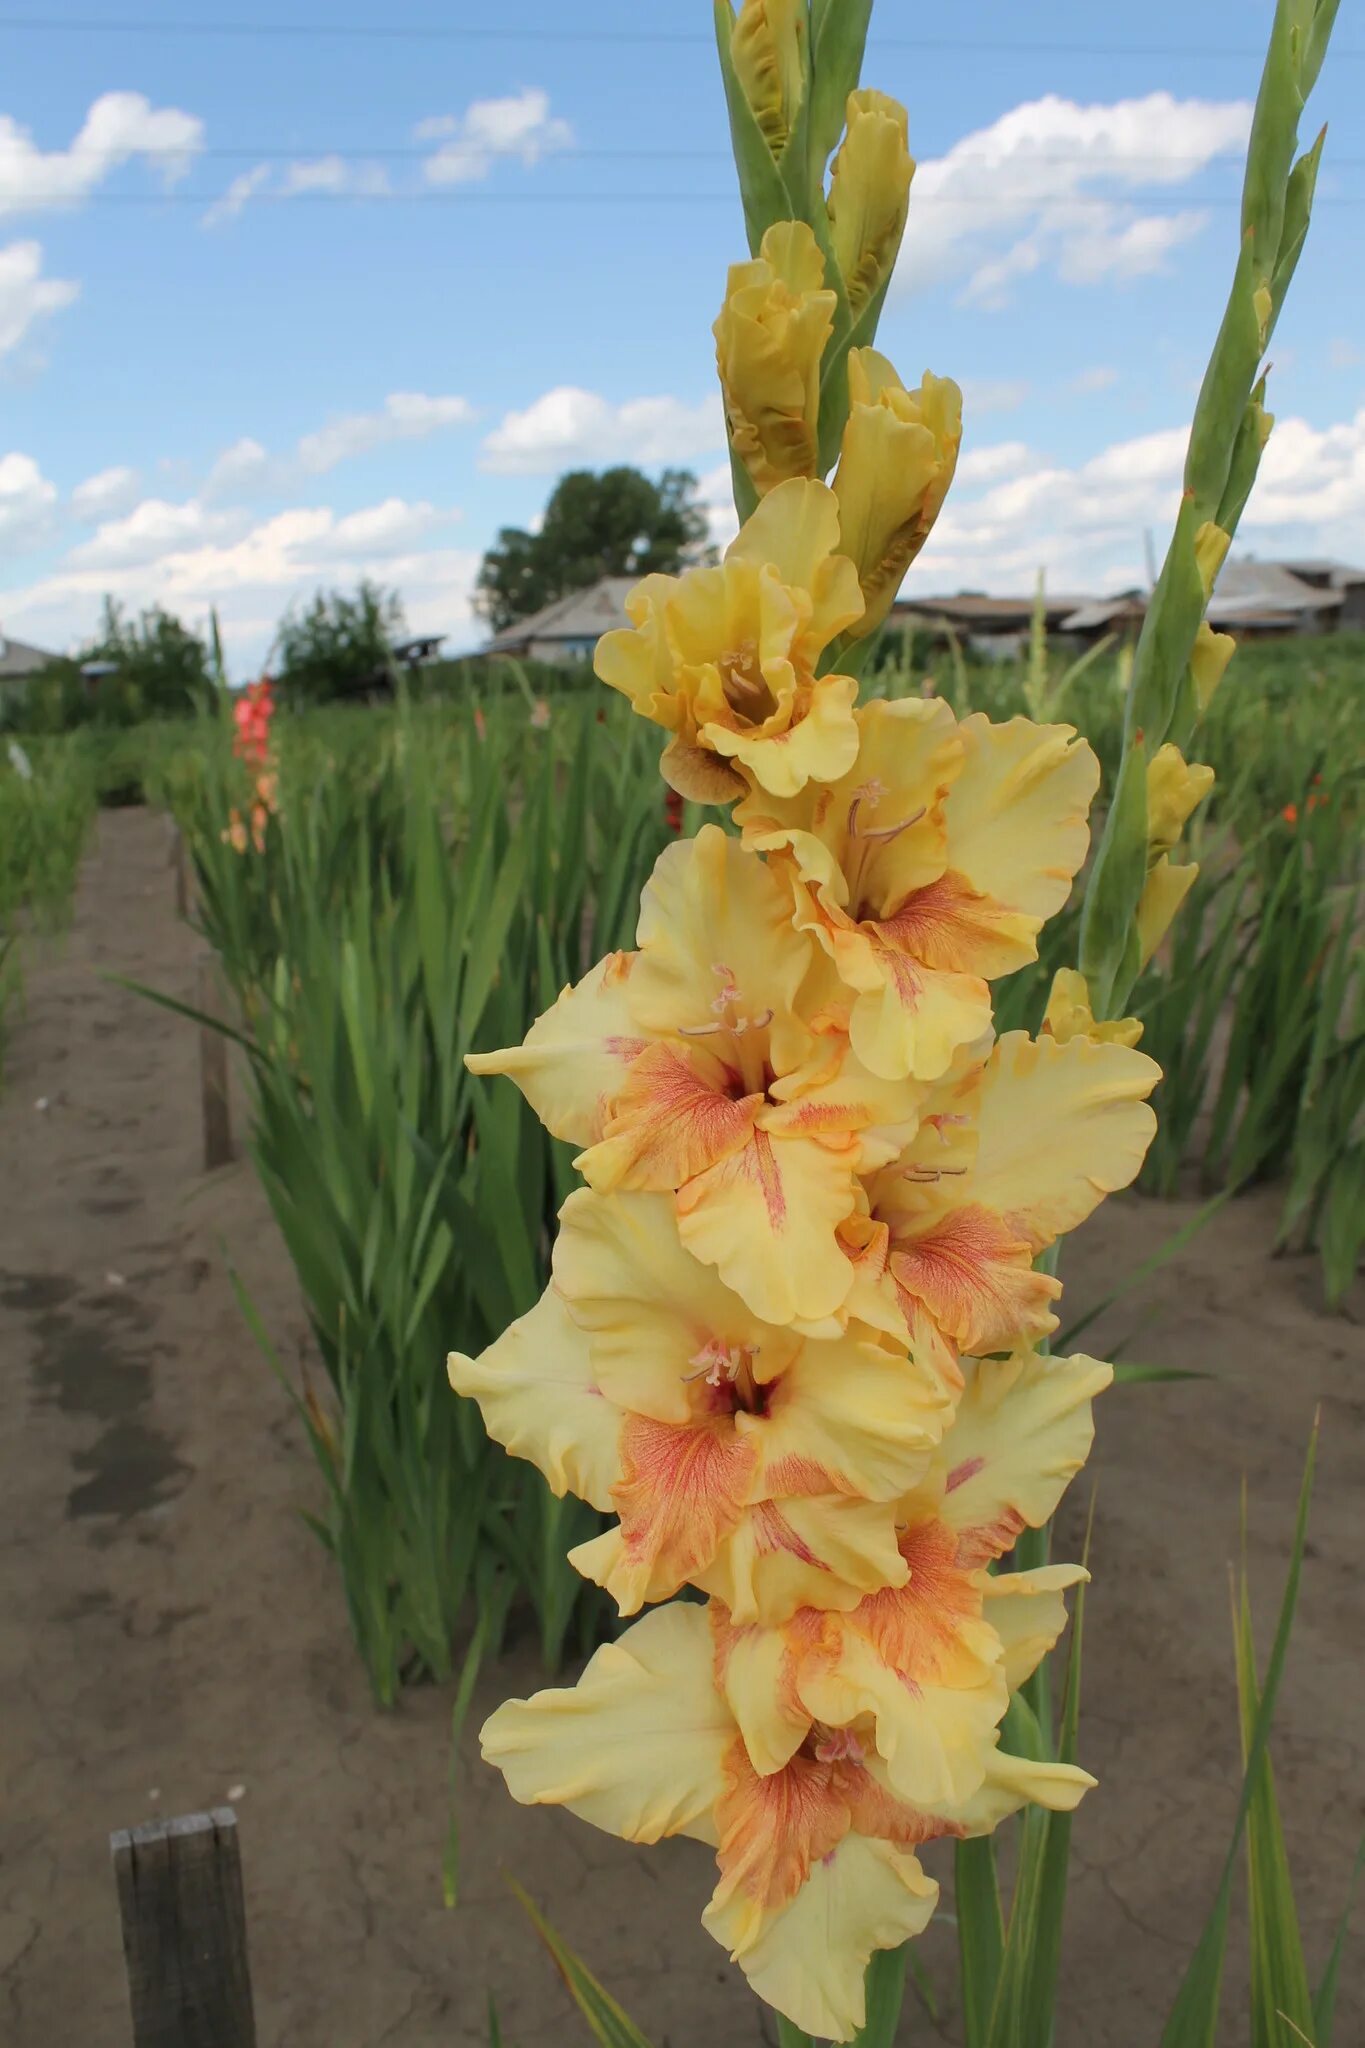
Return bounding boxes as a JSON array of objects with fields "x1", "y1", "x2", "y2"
[{"x1": 233, "y1": 677, "x2": 275, "y2": 765}]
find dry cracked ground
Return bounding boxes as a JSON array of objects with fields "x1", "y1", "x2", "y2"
[{"x1": 1, "y1": 807, "x2": 1361, "y2": 2047}]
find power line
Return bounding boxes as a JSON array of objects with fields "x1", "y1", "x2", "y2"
[
  {"x1": 8, "y1": 188, "x2": 1358, "y2": 208},
  {"x1": 0, "y1": 14, "x2": 1360, "y2": 57},
  {"x1": 5, "y1": 143, "x2": 1363, "y2": 168}
]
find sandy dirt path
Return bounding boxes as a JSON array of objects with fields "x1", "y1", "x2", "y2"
[{"x1": 1, "y1": 807, "x2": 1360, "y2": 2048}]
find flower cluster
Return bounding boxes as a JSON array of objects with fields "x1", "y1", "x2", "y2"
[
  {"x1": 450, "y1": 15, "x2": 1159, "y2": 2038},
  {"x1": 223, "y1": 677, "x2": 278, "y2": 856}
]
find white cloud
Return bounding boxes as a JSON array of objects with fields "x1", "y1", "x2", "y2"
[
  {"x1": 957, "y1": 440, "x2": 1032, "y2": 484},
  {"x1": 0, "y1": 451, "x2": 58, "y2": 550},
  {"x1": 960, "y1": 377, "x2": 1030, "y2": 417},
  {"x1": 70, "y1": 464, "x2": 142, "y2": 521},
  {"x1": 202, "y1": 154, "x2": 389, "y2": 227},
  {"x1": 1067, "y1": 366, "x2": 1120, "y2": 396},
  {"x1": 200, "y1": 165, "x2": 270, "y2": 229},
  {"x1": 67, "y1": 496, "x2": 243, "y2": 571},
  {"x1": 202, "y1": 393, "x2": 474, "y2": 498},
  {"x1": 0, "y1": 92, "x2": 203, "y2": 219},
  {"x1": 1, "y1": 495, "x2": 478, "y2": 674},
  {"x1": 482, "y1": 387, "x2": 723, "y2": 475},
  {"x1": 899, "y1": 92, "x2": 1251, "y2": 308},
  {"x1": 902, "y1": 407, "x2": 1365, "y2": 602},
  {"x1": 0, "y1": 239, "x2": 78, "y2": 359},
  {"x1": 421, "y1": 89, "x2": 572, "y2": 185}
]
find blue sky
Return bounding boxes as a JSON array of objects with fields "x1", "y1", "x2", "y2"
[{"x1": 1, "y1": 0, "x2": 1362, "y2": 676}]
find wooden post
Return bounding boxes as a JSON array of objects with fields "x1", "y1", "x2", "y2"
[
  {"x1": 196, "y1": 953, "x2": 233, "y2": 1171},
  {"x1": 111, "y1": 1809, "x2": 257, "y2": 2048}
]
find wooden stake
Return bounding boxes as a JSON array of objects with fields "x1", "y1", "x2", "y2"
[
  {"x1": 196, "y1": 953, "x2": 233, "y2": 1171},
  {"x1": 111, "y1": 1809, "x2": 257, "y2": 2048}
]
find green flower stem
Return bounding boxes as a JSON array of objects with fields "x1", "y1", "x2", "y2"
[{"x1": 1078, "y1": 0, "x2": 1339, "y2": 1018}]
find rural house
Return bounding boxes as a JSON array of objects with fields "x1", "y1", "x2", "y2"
[{"x1": 484, "y1": 579, "x2": 634, "y2": 662}]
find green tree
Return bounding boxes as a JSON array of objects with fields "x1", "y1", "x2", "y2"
[
  {"x1": 276, "y1": 581, "x2": 405, "y2": 706},
  {"x1": 61, "y1": 599, "x2": 214, "y2": 727},
  {"x1": 474, "y1": 467, "x2": 714, "y2": 632}
]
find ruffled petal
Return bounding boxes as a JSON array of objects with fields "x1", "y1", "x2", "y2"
[
  {"x1": 946, "y1": 715, "x2": 1098, "y2": 928},
  {"x1": 939, "y1": 1350, "x2": 1113, "y2": 1566},
  {"x1": 447, "y1": 1284, "x2": 620, "y2": 1511},
  {"x1": 465, "y1": 951, "x2": 646, "y2": 1147},
  {"x1": 678, "y1": 1128, "x2": 860, "y2": 1325},
  {"x1": 964, "y1": 1030, "x2": 1160, "y2": 1250},
  {"x1": 982, "y1": 1563, "x2": 1088, "y2": 1691},
  {"x1": 705, "y1": 1824, "x2": 938, "y2": 2044},
  {"x1": 693, "y1": 1492, "x2": 908, "y2": 1625}
]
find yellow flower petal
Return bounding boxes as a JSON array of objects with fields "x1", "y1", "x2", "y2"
[
  {"x1": 465, "y1": 950, "x2": 645, "y2": 1148},
  {"x1": 948, "y1": 1747, "x2": 1096, "y2": 1835},
  {"x1": 938, "y1": 1349, "x2": 1112, "y2": 1566},
  {"x1": 750, "y1": 1332, "x2": 950, "y2": 1502},
  {"x1": 982, "y1": 1563, "x2": 1088, "y2": 1691},
  {"x1": 447, "y1": 1284, "x2": 620, "y2": 1511},
  {"x1": 692, "y1": 1492, "x2": 909, "y2": 1626},
  {"x1": 678, "y1": 1126, "x2": 861, "y2": 1326},
  {"x1": 595, "y1": 482, "x2": 863, "y2": 797},
  {"x1": 481, "y1": 1602, "x2": 730, "y2": 1846},
  {"x1": 710, "y1": 669, "x2": 863, "y2": 798},
  {"x1": 714, "y1": 220, "x2": 836, "y2": 494},
  {"x1": 554, "y1": 1188, "x2": 795, "y2": 1420},
  {"x1": 945, "y1": 714, "x2": 1098, "y2": 937},
  {"x1": 1192, "y1": 618, "x2": 1236, "y2": 711},
  {"x1": 631, "y1": 824, "x2": 814, "y2": 1039},
  {"x1": 1042, "y1": 967, "x2": 1143, "y2": 1049},
  {"x1": 1137, "y1": 856, "x2": 1199, "y2": 965},
  {"x1": 706, "y1": 1831, "x2": 937, "y2": 2044},
  {"x1": 1147, "y1": 743, "x2": 1214, "y2": 857},
  {"x1": 833, "y1": 351, "x2": 961, "y2": 637},
  {"x1": 729, "y1": 0, "x2": 807, "y2": 157},
  {"x1": 827, "y1": 94, "x2": 915, "y2": 315},
  {"x1": 959, "y1": 1029, "x2": 1159, "y2": 1251}
]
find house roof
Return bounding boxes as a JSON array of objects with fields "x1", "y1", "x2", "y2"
[
  {"x1": 1277, "y1": 557, "x2": 1365, "y2": 587},
  {"x1": 892, "y1": 591, "x2": 1093, "y2": 628},
  {"x1": 0, "y1": 633, "x2": 57, "y2": 682},
  {"x1": 485, "y1": 577, "x2": 636, "y2": 653},
  {"x1": 1206, "y1": 559, "x2": 1344, "y2": 624}
]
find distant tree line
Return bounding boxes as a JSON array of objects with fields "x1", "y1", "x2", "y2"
[{"x1": 6, "y1": 464, "x2": 715, "y2": 732}]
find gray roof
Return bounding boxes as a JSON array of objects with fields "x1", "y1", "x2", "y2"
[
  {"x1": 0, "y1": 633, "x2": 57, "y2": 682},
  {"x1": 485, "y1": 577, "x2": 636, "y2": 654},
  {"x1": 1277, "y1": 557, "x2": 1365, "y2": 586},
  {"x1": 1059, "y1": 593, "x2": 1146, "y2": 633},
  {"x1": 1206, "y1": 559, "x2": 1343, "y2": 624}
]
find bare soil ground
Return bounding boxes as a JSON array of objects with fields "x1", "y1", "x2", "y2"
[{"x1": 1, "y1": 807, "x2": 1361, "y2": 2048}]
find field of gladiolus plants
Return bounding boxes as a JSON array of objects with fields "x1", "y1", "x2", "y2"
[{"x1": 1, "y1": 1, "x2": 1362, "y2": 2044}]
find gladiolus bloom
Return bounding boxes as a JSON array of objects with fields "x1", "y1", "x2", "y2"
[
  {"x1": 727, "y1": 0, "x2": 806, "y2": 158},
  {"x1": 715, "y1": 221, "x2": 837, "y2": 496},
  {"x1": 1043, "y1": 967, "x2": 1143, "y2": 1049},
  {"x1": 450, "y1": 1189, "x2": 954, "y2": 1625},
  {"x1": 466, "y1": 827, "x2": 923, "y2": 1325},
  {"x1": 594, "y1": 479, "x2": 865, "y2": 802},
  {"x1": 737, "y1": 697, "x2": 1098, "y2": 1081},
  {"x1": 832, "y1": 350, "x2": 962, "y2": 639},
  {"x1": 839, "y1": 1030, "x2": 1159, "y2": 1366},
  {"x1": 481, "y1": 1348, "x2": 1103, "y2": 2043},
  {"x1": 827, "y1": 91, "x2": 915, "y2": 314}
]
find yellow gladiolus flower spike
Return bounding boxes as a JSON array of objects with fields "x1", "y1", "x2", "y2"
[
  {"x1": 839, "y1": 1030, "x2": 1159, "y2": 1369},
  {"x1": 737, "y1": 699, "x2": 1099, "y2": 1082},
  {"x1": 595, "y1": 478, "x2": 865, "y2": 802},
  {"x1": 481, "y1": 1349, "x2": 1105, "y2": 2044},
  {"x1": 728, "y1": 0, "x2": 807, "y2": 158},
  {"x1": 827, "y1": 91, "x2": 915, "y2": 315},
  {"x1": 466, "y1": 826, "x2": 927, "y2": 1327},
  {"x1": 450, "y1": 1188, "x2": 956, "y2": 1627},
  {"x1": 715, "y1": 221, "x2": 836, "y2": 497},
  {"x1": 833, "y1": 350, "x2": 962, "y2": 640}
]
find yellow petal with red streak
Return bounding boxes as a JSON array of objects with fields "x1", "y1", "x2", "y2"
[
  {"x1": 938, "y1": 1349, "x2": 1112, "y2": 1567},
  {"x1": 677, "y1": 1127, "x2": 860, "y2": 1326},
  {"x1": 465, "y1": 950, "x2": 645, "y2": 1147}
]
